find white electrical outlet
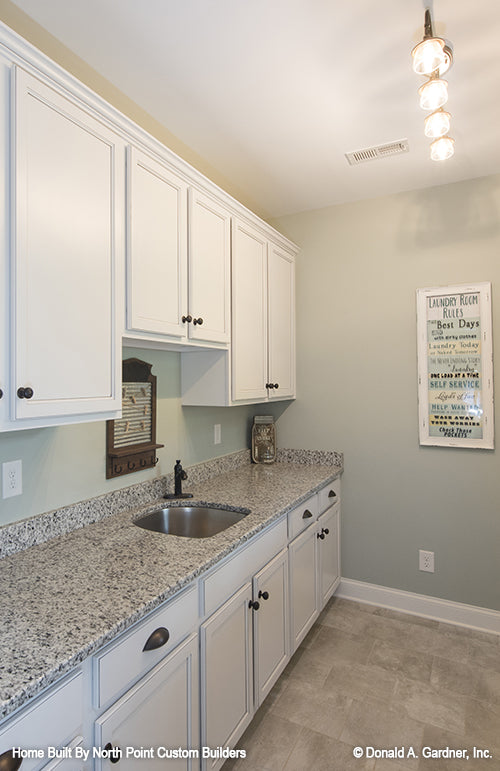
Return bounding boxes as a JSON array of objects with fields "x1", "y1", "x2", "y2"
[
  {"x1": 2, "y1": 460, "x2": 23, "y2": 498},
  {"x1": 214, "y1": 424, "x2": 221, "y2": 445},
  {"x1": 419, "y1": 549, "x2": 434, "y2": 573}
]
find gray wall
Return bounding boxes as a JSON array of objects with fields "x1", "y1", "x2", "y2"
[
  {"x1": 273, "y1": 174, "x2": 500, "y2": 611},
  {"x1": 0, "y1": 346, "x2": 280, "y2": 526}
]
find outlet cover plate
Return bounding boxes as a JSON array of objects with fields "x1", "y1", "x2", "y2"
[
  {"x1": 2, "y1": 460, "x2": 22, "y2": 498},
  {"x1": 419, "y1": 549, "x2": 435, "y2": 573}
]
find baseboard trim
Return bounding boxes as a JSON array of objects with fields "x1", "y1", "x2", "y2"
[{"x1": 337, "y1": 578, "x2": 500, "y2": 636}]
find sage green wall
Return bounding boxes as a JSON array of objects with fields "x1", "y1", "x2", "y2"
[
  {"x1": 0, "y1": 346, "x2": 283, "y2": 527},
  {"x1": 273, "y1": 174, "x2": 500, "y2": 612}
]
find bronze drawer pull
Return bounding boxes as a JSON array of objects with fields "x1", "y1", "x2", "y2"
[
  {"x1": 143, "y1": 626, "x2": 170, "y2": 651},
  {"x1": 0, "y1": 750, "x2": 23, "y2": 771}
]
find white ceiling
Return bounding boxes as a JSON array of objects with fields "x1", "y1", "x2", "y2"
[{"x1": 6, "y1": 0, "x2": 500, "y2": 217}]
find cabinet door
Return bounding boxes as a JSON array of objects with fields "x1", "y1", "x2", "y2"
[
  {"x1": 289, "y1": 525, "x2": 319, "y2": 652},
  {"x1": 231, "y1": 219, "x2": 268, "y2": 402},
  {"x1": 317, "y1": 504, "x2": 340, "y2": 608},
  {"x1": 12, "y1": 67, "x2": 123, "y2": 420},
  {"x1": 188, "y1": 188, "x2": 230, "y2": 344},
  {"x1": 200, "y1": 582, "x2": 253, "y2": 771},
  {"x1": 41, "y1": 737, "x2": 87, "y2": 770},
  {"x1": 0, "y1": 54, "x2": 9, "y2": 427},
  {"x1": 94, "y1": 633, "x2": 199, "y2": 771},
  {"x1": 267, "y1": 244, "x2": 295, "y2": 400},
  {"x1": 252, "y1": 549, "x2": 289, "y2": 708},
  {"x1": 0, "y1": 672, "x2": 82, "y2": 771},
  {"x1": 127, "y1": 146, "x2": 187, "y2": 338}
]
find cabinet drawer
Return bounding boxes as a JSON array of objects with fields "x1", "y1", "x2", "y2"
[
  {"x1": 93, "y1": 583, "x2": 198, "y2": 708},
  {"x1": 0, "y1": 671, "x2": 83, "y2": 771},
  {"x1": 202, "y1": 517, "x2": 287, "y2": 618},
  {"x1": 287, "y1": 493, "x2": 319, "y2": 541},
  {"x1": 318, "y1": 479, "x2": 341, "y2": 513}
]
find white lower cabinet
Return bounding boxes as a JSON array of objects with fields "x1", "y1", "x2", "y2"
[
  {"x1": 200, "y1": 523, "x2": 289, "y2": 771},
  {"x1": 288, "y1": 481, "x2": 341, "y2": 654},
  {"x1": 200, "y1": 548, "x2": 289, "y2": 769},
  {"x1": 37, "y1": 737, "x2": 86, "y2": 771},
  {"x1": 0, "y1": 671, "x2": 84, "y2": 771},
  {"x1": 252, "y1": 549, "x2": 289, "y2": 707},
  {"x1": 289, "y1": 521, "x2": 320, "y2": 651},
  {"x1": 94, "y1": 633, "x2": 199, "y2": 770},
  {"x1": 0, "y1": 480, "x2": 340, "y2": 771},
  {"x1": 201, "y1": 583, "x2": 253, "y2": 770},
  {"x1": 317, "y1": 503, "x2": 340, "y2": 608}
]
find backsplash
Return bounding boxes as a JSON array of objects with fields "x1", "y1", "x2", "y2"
[{"x1": 0, "y1": 448, "x2": 343, "y2": 558}]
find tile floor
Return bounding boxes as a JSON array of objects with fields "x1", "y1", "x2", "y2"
[{"x1": 223, "y1": 597, "x2": 500, "y2": 770}]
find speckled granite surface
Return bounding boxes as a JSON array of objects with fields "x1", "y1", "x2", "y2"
[
  {"x1": 0, "y1": 449, "x2": 252, "y2": 559},
  {"x1": 0, "y1": 450, "x2": 342, "y2": 722}
]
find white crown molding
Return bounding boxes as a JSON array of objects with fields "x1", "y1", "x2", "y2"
[{"x1": 337, "y1": 578, "x2": 500, "y2": 636}]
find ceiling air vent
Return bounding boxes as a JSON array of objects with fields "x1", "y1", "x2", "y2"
[{"x1": 345, "y1": 139, "x2": 409, "y2": 166}]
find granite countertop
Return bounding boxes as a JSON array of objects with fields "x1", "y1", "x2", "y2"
[{"x1": 0, "y1": 453, "x2": 342, "y2": 722}]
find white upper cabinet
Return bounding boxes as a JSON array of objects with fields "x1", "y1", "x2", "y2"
[
  {"x1": 125, "y1": 148, "x2": 231, "y2": 348},
  {"x1": 231, "y1": 220, "x2": 268, "y2": 402},
  {"x1": 0, "y1": 24, "x2": 297, "y2": 427},
  {"x1": 188, "y1": 187, "x2": 231, "y2": 344},
  {"x1": 267, "y1": 242, "x2": 296, "y2": 400},
  {"x1": 231, "y1": 219, "x2": 296, "y2": 403},
  {"x1": 126, "y1": 147, "x2": 188, "y2": 339},
  {"x1": 2, "y1": 66, "x2": 124, "y2": 429},
  {"x1": 181, "y1": 219, "x2": 296, "y2": 407}
]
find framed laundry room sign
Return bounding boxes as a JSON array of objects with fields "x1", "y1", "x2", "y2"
[{"x1": 416, "y1": 282, "x2": 494, "y2": 449}]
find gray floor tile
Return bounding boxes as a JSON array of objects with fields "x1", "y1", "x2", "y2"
[
  {"x1": 279, "y1": 644, "x2": 335, "y2": 690},
  {"x1": 353, "y1": 613, "x2": 413, "y2": 648},
  {"x1": 340, "y1": 697, "x2": 425, "y2": 749},
  {"x1": 404, "y1": 623, "x2": 470, "y2": 662},
  {"x1": 474, "y1": 665, "x2": 500, "y2": 705},
  {"x1": 283, "y1": 727, "x2": 376, "y2": 771},
  {"x1": 368, "y1": 639, "x2": 432, "y2": 684},
  {"x1": 430, "y1": 655, "x2": 481, "y2": 696},
  {"x1": 374, "y1": 608, "x2": 439, "y2": 629},
  {"x1": 306, "y1": 623, "x2": 374, "y2": 665},
  {"x1": 392, "y1": 676, "x2": 466, "y2": 734},
  {"x1": 323, "y1": 659, "x2": 398, "y2": 704},
  {"x1": 464, "y1": 697, "x2": 500, "y2": 754},
  {"x1": 271, "y1": 678, "x2": 352, "y2": 739},
  {"x1": 230, "y1": 712, "x2": 300, "y2": 770},
  {"x1": 468, "y1": 635, "x2": 500, "y2": 673},
  {"x1": 224, "y1": 599, "x2": 500, "y2": 771}
]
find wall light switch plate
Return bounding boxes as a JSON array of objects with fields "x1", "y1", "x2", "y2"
[
  {"x1": 214, "y1": 424, "x2": 221, "y2": 445},
  {"x1": 2, "y1": 460, "x2": 22, "y2": 498}
]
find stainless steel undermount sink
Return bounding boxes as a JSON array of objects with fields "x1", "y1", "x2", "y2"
[{"x1": 134, "y1": 505, "x2": 250, "y2": 539}]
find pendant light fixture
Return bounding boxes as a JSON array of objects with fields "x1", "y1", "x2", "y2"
[
  {"x1": 418, "y1": 73, "x2": 448, "y2": 111},
  {"x1": 411, "y1": 9, "x2": 453, "y2": 76},
  {"x1": 430, "y1": 136, "x2": 455, "y2": 161},
  {"x1": 424, "y1": 108, "x2": 451, "y2": 139},
  {"x1": 412, "y1": 9, "x2": 455, "y2": 161}
]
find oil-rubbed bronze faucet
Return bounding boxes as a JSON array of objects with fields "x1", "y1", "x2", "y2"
[{"x1": 164, "y1": 460, "x2": 193, "y2": 499}]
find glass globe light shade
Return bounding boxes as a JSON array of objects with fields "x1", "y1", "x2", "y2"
[
  {"x1": 412, "y1": 37, "x2": 447, "y2": 75},
  {"x1": 418, "y1": 77, "x2": 448, "y2": 111},
  {"x1": 424, "y1": 109, "x2": 451, "y2": 138},
  {"x1": 430, "y1": 136, "x2": 455, "y2": 161}
]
